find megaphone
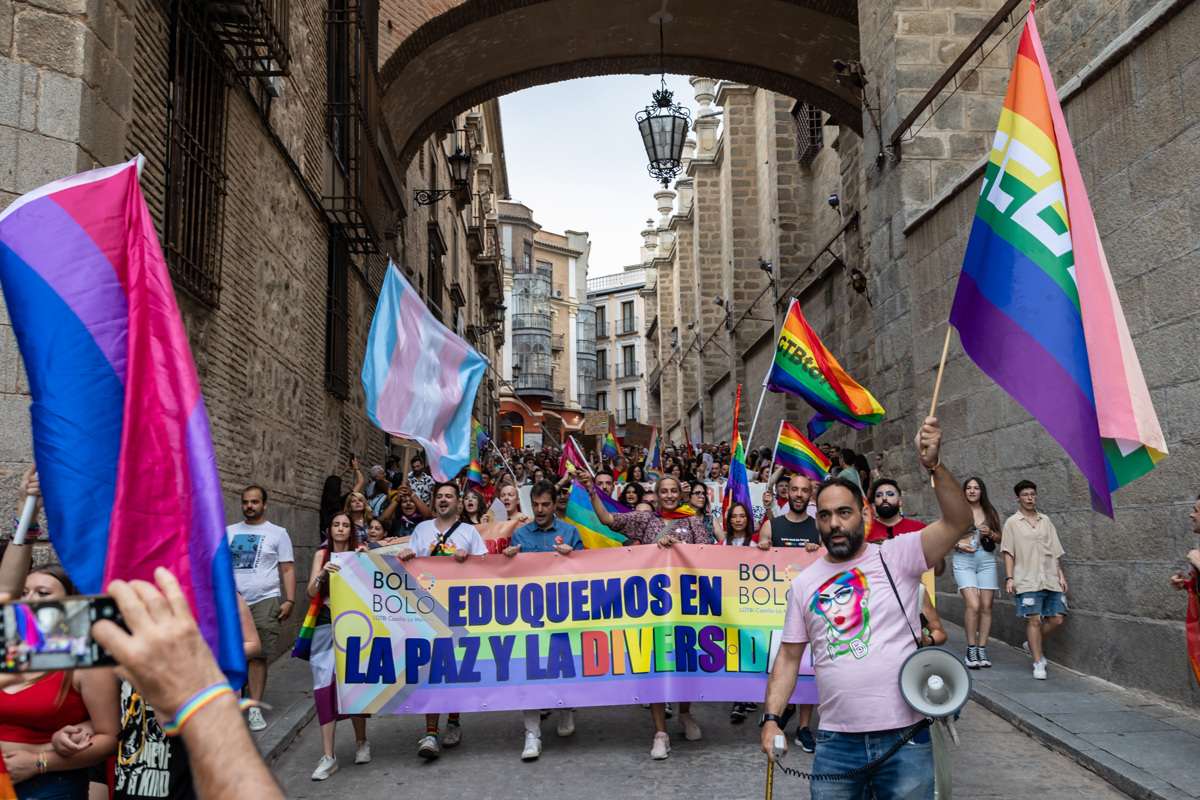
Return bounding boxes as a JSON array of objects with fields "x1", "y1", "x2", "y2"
[{"x1": 898, "y1": 646, "x2": 972, "y2": 719}]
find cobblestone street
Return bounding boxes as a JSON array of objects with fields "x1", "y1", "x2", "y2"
[{"x1": 272, "y1": 696, "x2": 1130, "y2": 799}]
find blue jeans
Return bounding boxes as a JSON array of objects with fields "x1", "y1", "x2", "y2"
[
  {"x1": 810, "y1": 727, "x2": 934, "y2": 800},
  {"x1": 15, "y1": 769, "x2": 89, "y2": 800}
]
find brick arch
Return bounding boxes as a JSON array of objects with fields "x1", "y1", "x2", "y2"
[{"x1": 379, "y1": 0, "x2": 862, "y2": 168}]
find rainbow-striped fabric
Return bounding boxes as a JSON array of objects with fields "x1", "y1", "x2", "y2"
[
  {"x1": 290, "y1": 594, "x2": 323, "y2": 661},
  {"x1": 722, "y1": 385, "x2": 752, "y2": 519},
  {"x1": 602, "y1": 432, "x2": 621, "y2": 459},
  {"x1": 646, "y1": 426, "x2": 663, "y2": 480},
  {"x1": 565, "y1": 481, "x2": 623, "y2": 548},
  {"x1": 0, "y1": 757, "x2": 16, "y2": 800},
  {"x1": 773, "y1": 421, "x2": 832, "y2": 481},
  {"x1": 465, "y1": 416, "x2": 489, "y2": 486},
  {"x1": 14, "y1": 603, "x2": 45, "y2": 650},
  {"x1": 767, "y1": 299, "x2": 885, "y2": 440},
  {"x1": 949, "y1": 10, "x2": 1166, "y2": 516}
]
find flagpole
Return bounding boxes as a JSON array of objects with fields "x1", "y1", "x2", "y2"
[
  {"x1": 488, "y1": 439, "x2": 518, "y2": 484},
  {"x1": 770, "y1": 418, "x2": 786, "y2": 471},
  {"x1": 744, "y1": 357, "x2": 776, "y2": 456},
  {"x1": 923, "y1": 325, "x2": 953, "y2": 460},
  {"x1": 569, "y1": 435, "x2": 596, "y2": 478}
]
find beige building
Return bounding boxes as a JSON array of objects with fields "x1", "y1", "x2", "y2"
[
  {"x1": 497, "y1": 200, "x2": 595, "y2": 449},
  {"x1": 587, "y1": 264, "x2": 653, "y2": 437}
]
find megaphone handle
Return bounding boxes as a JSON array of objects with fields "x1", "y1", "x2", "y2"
[{"x1": 945, "y1": 717, "x2": 960, "y2": 746}]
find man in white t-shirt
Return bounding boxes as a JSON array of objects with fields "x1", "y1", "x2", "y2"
[
  {"x1": 226, "y1": 485, "x2": 296, "y2": 732},
  {"x1": 399, "y1": 481, "x2": 488, "y2": 759},
  {"x1": 759, "y1": 417, "x2": 972, "y2": 799}
]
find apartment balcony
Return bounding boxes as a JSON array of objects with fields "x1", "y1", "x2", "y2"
[
  {"x1": 578, "y1": 336, "x2": 596, "y2": 356},
  {"x1": 616, "y1": 409, "x2": 639, "y2": 425},
  {"x1": 579, "y1": 393, "x2": 598, "y2": 411},
  {"x1": 544, "y1": 388, "x2": 566, "y2": 406},
  {"x1": 617, "y1": 363, "x2": 641, "y2": 381},
  {"x1": 647, "y1": 362, "x2": 662, "y2": 395},
  {"x1": 596, "y1": 321, "x2": 609, "y2": 339},
  {"x1": 617, "y1": 318, "x2": 639, "y2": 336},
  {"x1": 514, "y1": 371, "x2": 554, "y2": 400},
  {"x1": 551, "y1": 333, "x2": 564, "y2": 350},
  {"x1": 512, "y1": 313, "x2": 551, "y2": 332}
]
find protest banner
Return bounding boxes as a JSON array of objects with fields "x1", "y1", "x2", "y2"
[
  {"x1": 329, "y1": 545, "x2": 820, "y2": 714},
  {"x1": 583, "y1": 412, "x2": 608, "y2": 435},
  {"x1": 624, "y1": 421, "x2": 653, "y2": 449}
]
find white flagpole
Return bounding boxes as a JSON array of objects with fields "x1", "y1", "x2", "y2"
[
  {"x1": 568, "y1": 435, "x2": 596, "y2": 478},
  {"x1": 770, "y1": 418, "x2": 786, "y2": 472},
  {"x1": 487, "y1": 439, "x2": 518, "y2": 484},
  {"x1": 744, "y1": 360, "x2": 775, "y2": 456}
]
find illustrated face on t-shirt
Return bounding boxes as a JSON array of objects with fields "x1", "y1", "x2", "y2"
[{"x1": 811, "y1": 568, "x2": 871, "y2": 660}]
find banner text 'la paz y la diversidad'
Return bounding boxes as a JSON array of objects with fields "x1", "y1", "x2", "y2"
[{"x1": 329, "y1": 544, "x2": 821, "y2": 714}]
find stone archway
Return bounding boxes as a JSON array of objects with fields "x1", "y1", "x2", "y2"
[{"x1": 378, "y1": 0, "x2": 861, "y2": 165}]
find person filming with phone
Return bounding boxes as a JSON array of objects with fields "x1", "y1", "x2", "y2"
[{"x1": 759, "y1": 418, "x2": 972, "y2": 799}]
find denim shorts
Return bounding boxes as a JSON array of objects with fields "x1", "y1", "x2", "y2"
[
  {"x1": 1015, "y1": 589, "x2": 1067, "y2": 618},
  {"x1": 15, "y1": 769, "x2": 89, "y2": 800},
  {"x1": 810, "y1": 727, "x2": 934, "y2": 800}
]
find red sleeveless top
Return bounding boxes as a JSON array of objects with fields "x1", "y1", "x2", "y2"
[{"x1": 0, "y1": 672, "x2": 88, "y2": 743}]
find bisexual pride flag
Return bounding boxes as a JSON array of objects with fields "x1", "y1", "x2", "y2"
[
  {"x1": 949, "y1": 8, "x2": 1166, "y2": 516},
  {"x1": 364, "y1": 262, "x2": 487, "y2": 481},
  {"x1": 766, "y1": 299, "x2": 885, "y2": 440},
  {"x1": 0, "y1": 158, "x2": 245, "y2": 685},
  {"x1": 773, "y1": 421, "x2": 832, "y2": 482}
]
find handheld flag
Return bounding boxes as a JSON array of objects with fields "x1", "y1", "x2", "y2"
[
  {"x1": 767, "y1": 299, "x2": 885, "y2": 439},
  {"x1": 596, "y1": 490, "x2": 634, "y2": 516},
  {"x1": 0, "y1": 157, "x2": 245, "y2": 685},
  {"x1": 1187, "y1": 573, "x2": 1200, "y2": 689},
  {"x1": 560, "y1": 435, "x2": 592, "y2": 476},
  {"x1": 602, "y1": 431, "x2": 621, "y2": 460},
  {"x1": 773, "y1": 421, "x2": 832, "y2": 481},
  {"x1": 363, "y1": 262, "x2": 487, "y2": 481},
  {"x1": 290, "y1": 594, "x2": 324, "y2": 661},
  {"x1": 465, "y1": 416, "x2": 489, "y2": 487},
  {"x1": 565, "y1": 481, "x2": 623, "y2": 548},
  {"x1": 646, "y1": 426, "x2": 663, "y2": 480},
  {"x1": 722, "y1": 385, "x2": 753, "y2": 519},
  {"x1": 948, "y1": 8, "x2": 1166, "y2": 516}
]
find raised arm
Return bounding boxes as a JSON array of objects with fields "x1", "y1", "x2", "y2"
[
  {"x1": 915, "y1": 416, "x2": 974, "y2": 567},
  {"x1": 0, "y1": 464, "x2": 40, "y2": 598},
  {"x1": 576, "y1": 471, "x2": 615, "y2": 528}
]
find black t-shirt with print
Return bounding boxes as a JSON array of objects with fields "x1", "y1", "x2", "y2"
[
  {"x1": 113, "y1": 681, "x2": 195, "y2": 800},
  {"x1": 770, "y1": 515, "x2": 819, "y2": 547}
]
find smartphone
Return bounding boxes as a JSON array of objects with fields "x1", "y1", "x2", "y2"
[{"x1": 0, "y1": 595, "x2": 125, "y2": 672}]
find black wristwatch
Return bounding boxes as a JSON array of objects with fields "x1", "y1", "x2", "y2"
[{"x1": 759, "y1": 713, "x2": 785, "y2": 728}]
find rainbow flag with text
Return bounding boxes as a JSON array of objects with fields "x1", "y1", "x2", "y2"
[{"x1": 949, "y1": 9, "x2": 1165, "y2": 516}]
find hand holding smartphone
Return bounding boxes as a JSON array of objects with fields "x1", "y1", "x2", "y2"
[{"x1": 0, "y1": 595, "x2": 125, "y2": 672}]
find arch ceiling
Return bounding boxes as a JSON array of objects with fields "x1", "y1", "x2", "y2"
[{"x1": 380, "y1": 0, "x2": 861, "y2": 166}]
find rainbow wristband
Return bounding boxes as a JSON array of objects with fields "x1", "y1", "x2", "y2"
[{"x1": 161, "y1": 683, "x2": 246, "y2": 737}]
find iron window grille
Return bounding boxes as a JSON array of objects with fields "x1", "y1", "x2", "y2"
[
  {"x1": 325, "y1": 0, "x2": 380, "y2": 254},
  {"x1": 324, "y1": 227, "x2": 351, "y2": 399},
  {"x1": 205, "y1": 0, "x2": 292, "y2": 77},
  {"x1": 793, "y1": 102, "x2": 823, "y2": 164},
  {"x1": 164, "y1": 0, "x2": 229, "y2": 308}
]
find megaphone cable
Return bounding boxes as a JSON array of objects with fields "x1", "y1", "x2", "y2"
[{"x1": 773, "y1": 718, "x2": 932, "y2": 782}]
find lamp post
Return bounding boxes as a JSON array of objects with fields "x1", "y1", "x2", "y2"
[
  {"x1": 415, "y1": 130, "x2": 473, "y2": 206},
  {"x1": 635, "y1": 22, "x2": 690, "y2": 187},
  {"x1": 470, "y1": 301, "x2": 506, "y2": 339}
]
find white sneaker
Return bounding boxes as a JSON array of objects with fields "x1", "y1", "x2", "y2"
[
  {"x1": 418, "y1": 734, "x2": 441, "y2": 760},
  {"x1": 651, "y1": 731, "x2": 670, "y2": 759},
  {"x1": 1022, "y1": 640, "x2": 1031, "y2": 657},
  {"x1": 1033, "y1": 662, "x2": 1047, "y2": 680},
  {"x1": 522, "y1": 731, "x2": 542, "y2": 760},
  {"x1": 442, "y1": 723, "x2": 462, "y2": 747},
  {"x1": 354, "y1": 740, "x2": 371, "y2": 764},
  {"x1": 247, "y1": 707, "x2": 266, "y2": 732},
  {"x1": 664, "y1": 702, "x2": 674, "y2": 718},
  {"x1": 311, "y1": 754, "x2": 338, "y2": 780},
  {"x1": 557, "y1": 710, "x2": 575, "y2": 737},
  {"x1": 679, "y1": 711, "x2": 701, "y2": 741}
]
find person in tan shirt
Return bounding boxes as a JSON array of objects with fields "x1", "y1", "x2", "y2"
[{"x1": 1001, "y1": 480, "x2": 1067, "y2": 680}]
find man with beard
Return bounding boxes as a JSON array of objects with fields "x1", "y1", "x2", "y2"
[
  {"x1": 757, "y1": 473, "x2": 821, "y2": 751},
  {"x1": 759, "y1": 417, "x2": 971, "y2": 799},
  {"x1": 867, "y1": 479, "x2": 926, "y2": 542}
]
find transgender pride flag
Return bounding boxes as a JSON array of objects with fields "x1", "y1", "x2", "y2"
[
  {"x1": 0, "y1": 157, "x2": 245, "y2": 685},
  {"x1": 950, "y1": 5, "x2": 1166, "y2": 516},
  {"x1": 364, "y1": 262, "x2": 486, "y2": 481}
]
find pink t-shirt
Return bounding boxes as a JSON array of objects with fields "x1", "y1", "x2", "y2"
[{"x1": 781, "y1": 532, "x2": 928, "y2": 733}]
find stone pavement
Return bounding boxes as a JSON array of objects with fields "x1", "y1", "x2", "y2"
[
  {"x1": 265, "y1": 669, "x2": 1127, "y2": 798},
  {"x1": 250, "y1": 653, "x2": 317, "y2": 763},
  {"x1": 943, "y1": 621, "x2": 1200, "y2": 800}
]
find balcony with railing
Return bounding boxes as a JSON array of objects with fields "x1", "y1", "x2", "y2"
[
  {"x1": 514, "y1": 372, "x2": 554, "y2": 393},
  {"x1": 617, "y1": 317, "x2": 638, "y2": 336},
  {"x1": 579, "y1": 393, "x2": 598, "y2": 410},
  {"x1": 587, "y1": 267, "x2": 647, "y2": 294},
  {"x1": 617, "y1": 408, "x2": 639, "y2": 425},
  {"x1": 551, "y1": 333, "x2": 564, "y2": 350},
  {"x1": 647, "y1": 362, "x2": 662, "y2": 394},
  {"x1": 617, "y1": 363, "x2": 641, "y2": 380},
  {"x1": 513, "y1": 313, "x2": 551, "y2": 331},
  {"x1": 596, "y1": 321, "x2": 609, "y2": 339}
]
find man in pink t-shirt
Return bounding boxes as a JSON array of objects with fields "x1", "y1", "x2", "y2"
[{"x1": 759, "y1": 417, "x2": 972, "y2": 799}]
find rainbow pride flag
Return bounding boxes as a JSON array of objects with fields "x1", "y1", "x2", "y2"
[
  {"x1": 597, "y1": 490, "x2": 634, "y2": 516},
  {"x1": 646, "y1": 426, "x2": 662, "y2": 480},
  {"x1": 660, "y1": 504, "x2": 697, "y2": 520},
  {"x1": 773, "y1": 421, "x2": 832, "y2": 481},
  {"x1": 949, "y1": 10, "x2": 1166, "y2": 516},
  {"x1": 766, "y1": 299, "x2": 885, "y2": 440},
  {"x1": 290, "y1": 594, "x2": 323, "y2": 661},
  {"x1": 0, "y1": 158, "x2": 244, "y2": 686},
  {"x1": 722, "y1": 385, "x2": 753, "y2": 519},
  {"x1": 465, "y1": 416, "x2": 489, "y2": 487},
  {"x1": 602, "y1": 431, "x2": 621, "y2": 459},
  {"x1": 565, "y1": 481, "x2": 623, "y2": 548}
]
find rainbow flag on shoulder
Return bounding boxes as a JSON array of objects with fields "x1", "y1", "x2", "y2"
[
  {"x1": 949, "y1": 8, "x2": 1166, "y2": 516},
  {"x1": 772, "y1": 421, "x2": 832, "y2": 481},
  {"x1": 766, "y1": 299, "x2": 885, "y2": 440}
]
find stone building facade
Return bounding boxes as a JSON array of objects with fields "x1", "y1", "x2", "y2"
[
  {"x1": 496, "y1": 200, "x2": 594, "y2": 450},
  {"x1": 0, "y1": 0, "x2": 508, "y2": 650},
  {"x1": 587, "y1": 265, "x2": 653, "y2": 436}
]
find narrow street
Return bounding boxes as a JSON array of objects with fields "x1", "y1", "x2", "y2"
[{"x1": 273, "y1": 691, "x2": 1128, "y2": 799}]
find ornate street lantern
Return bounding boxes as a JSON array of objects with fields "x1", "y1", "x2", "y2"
[{"x1": 635, "y1": 22, "x2": 690, "y2": 187}]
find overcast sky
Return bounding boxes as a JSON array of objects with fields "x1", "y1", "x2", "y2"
[{"x1": 498, "y1": 74, "x2": 705, "y2": 278}]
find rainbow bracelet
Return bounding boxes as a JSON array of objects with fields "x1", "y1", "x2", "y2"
[{"x1": 160, "y1": 683, "x2": 252, "y2": 737}]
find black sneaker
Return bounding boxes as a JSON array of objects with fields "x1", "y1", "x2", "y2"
[
  {"x1": 794, "y1": 726, "x2": 816, "y2": 753},
  {"x1": 744, "y1": 702, "x2": 759, "y2": 712},
  {"x1": 730, "y1": 703, "x2": 747, "y2": 722}
]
